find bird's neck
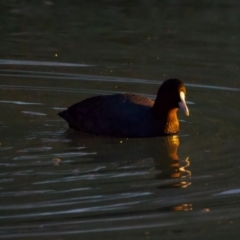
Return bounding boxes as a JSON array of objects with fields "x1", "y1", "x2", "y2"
[
  {"x1": 152, "y1": 107, "x2": 179, "y2": 134},
  {"x1": 164, "y1": 109, "x2": 179, "y2": 134}
]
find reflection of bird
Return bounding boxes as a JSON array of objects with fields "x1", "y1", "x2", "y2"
[
  {"x1": 58, "y1": 79, "x2": 189, "y2": 137},
  {"x1": 154, "y1": 135, "x2": 191, "y2": 188},
  {"x1": 61, "y1": 131, "x2": 191, "y2": 189}
]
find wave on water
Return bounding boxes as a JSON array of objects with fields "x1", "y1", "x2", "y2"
[{"x1": 0, "y1": 66, "x2": 239, "y2": 93}]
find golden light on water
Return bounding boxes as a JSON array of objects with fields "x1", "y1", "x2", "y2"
[
  {"x1": 164, "y1": 135, "x2": 192, "y2": 188},
  {"x1": 179, "y1": 157, "x2": 191, "y2": 177},
  {"x1": 172, "y1": 203, "x2": 193, "y2": 211}
]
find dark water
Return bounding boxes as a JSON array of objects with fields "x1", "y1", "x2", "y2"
[{"x1": 1, "y1": 1, "x2": 240, "y2": 239}]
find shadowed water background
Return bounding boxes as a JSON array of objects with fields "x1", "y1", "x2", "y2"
[{"x1": 0, "y1": 1, "x2": 240, "y2": 239}]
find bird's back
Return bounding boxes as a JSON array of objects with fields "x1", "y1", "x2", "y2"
[{"x1": 58, "y1": 93, "x2": 159, "y2": 137}]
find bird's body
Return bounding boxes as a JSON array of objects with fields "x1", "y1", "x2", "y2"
[{"x1": 58, "y1": 79, "x2": 189, "y2": 137}]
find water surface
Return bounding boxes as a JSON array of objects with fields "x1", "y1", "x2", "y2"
[{"x1": 0, "y1": 1, "x2": 240, "y2": 239}]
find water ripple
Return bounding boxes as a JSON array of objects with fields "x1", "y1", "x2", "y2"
[
  {"x1": 21, "y1": 111, "x2": 47, "y2": 116},
  {"x1": 0, "y1": 217, "x2": 175, "y2": 239},
  {"x1": 18, "y1": 147, "x2": 52, "y2": 153},
  {"x1": 0, "y1": 100, "x2": 42, "y2": 105},
  {"x1": 214, "y1": 188, "x2": 240, "y2": 196},
  {"x1": 0, "y1": 69, "x2": 239, "y2": 92},
  {"x1": 0, "y1": 84, "x2": 195, "y2": 105},
  {"x1": 0, "y1": 59, "x2": 94, "y2": 67}
]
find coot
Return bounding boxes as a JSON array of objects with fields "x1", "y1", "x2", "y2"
[{"x1": 58, "y1": 78, "x2": 189, "y2": 137}]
